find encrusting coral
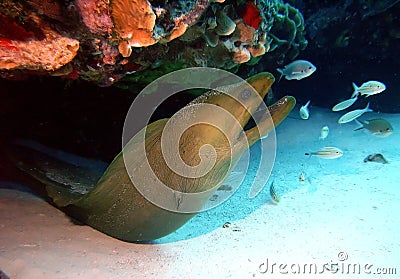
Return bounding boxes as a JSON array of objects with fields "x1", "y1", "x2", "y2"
[
  {"x1": 0, "y1": 12, "x2": 79, "y2": 72},
  {"x1": 0, "y1": 0, "x2": 307, "y2": 87},
  {"x1": 76, "y1": 0, "x2": 113, "y2": 36},
  {"x1": 113, "y1": 0, "x2": 157, "y2": 52}
]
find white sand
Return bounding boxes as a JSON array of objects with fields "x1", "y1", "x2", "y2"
[{"x1": 1, "y1": 106, "x2": 399, "y2": 279}]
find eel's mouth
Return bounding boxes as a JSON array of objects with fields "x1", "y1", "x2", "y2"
[
  {"x1": 237, "y1": 95, "x2": 296, "y2": 148},
  {"x1": 268, "y1": 96, "x2": 296, "y2": 126},
  {"x1": 250, "y1": 96, "x2": 296, "y2": 128}
]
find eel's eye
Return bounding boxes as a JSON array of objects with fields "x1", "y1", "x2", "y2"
[{"x1": 241, "y1": 89, "x2": 251, "y2": 100}]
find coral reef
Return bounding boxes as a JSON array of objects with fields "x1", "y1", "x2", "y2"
[
  {"x1": 0, "y1": 13, "x2": 79, "y2": 71},
  {"x1": 267, "y1": 3, "x2": 307, "y2": 60},
  {"x1": 178, "y1": 0, "x2": 307, "y2": 68},
  {"x1": 120, "y1": 0, "x2": 307, "y2": 90},
  {"x1": 0, "y1": 0, "x2": 307, "y2": 87},
  {"x1": 76, "y1": 0, "x2": 113, "y2": 35}
]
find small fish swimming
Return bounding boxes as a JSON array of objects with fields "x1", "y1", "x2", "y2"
[
  {"x1": 363, "y1": 153, "x2": 388, "y2": 164},
  {"x1": 338, "y1": 103, "x2": 373, "y2": 124},
  {"x1": 298, "y1": 172, "x2": 306, "y2": 183},
  {"x1": 354, "y1": 118, "x2": 393, "y2": 137},
  {"x1": 319, "y1": 126, "x2": 329, "y2": 140},
  {"x1": 332, "y1": 96, "x2": 358, "y2": 111},
  {"x1": 305, "y1": 146, "x2": 343, "y2": 159},
  {"x1": 269, "y1": 181, "x2": 279, "y2": 203},
  {"x1": 351, "y1": 81, "x2": 386, "y2": 98},
  {"x1": 277, "y1": 60, "x2": 316, "y2": 81},
  {"x1": 299, "y1": 100, "x2": 311, "y2": 120}
]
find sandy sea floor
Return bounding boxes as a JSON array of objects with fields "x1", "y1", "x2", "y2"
[{"x1": 1, "y1": 106, "x2": 399, "y2": 278}]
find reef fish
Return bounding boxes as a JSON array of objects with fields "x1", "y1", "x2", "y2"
[
  {"x1": 269, "y1": 181, "x2": 279, "y2": 203},
  {"x1": 277, "y1": 60, "x2": 316, "y2": 81},
  {"x1": 363, "y1": 153, "x2": 388, "y2": 164},
  {"x1": 354, "y1": 118, "x2": 393, "y2": 137},
  {"x1": 332, "y1": 96, "x2": 358, "y2": 111},
  {"x1": 351, "y1": 81, "x2": 386, "y2": 98},
  {"x1": 305, "y1": 146, "x2": 343, "y2": 159},
  {"x1": 338, "y1": 103, "x2": 373, "y2": 124},
  {"x1": 299, "y1": 100, "x2": 311, "y2": 120},
  {"x1": 7, "y1": 71, "x2": 295, "y2": 242}
]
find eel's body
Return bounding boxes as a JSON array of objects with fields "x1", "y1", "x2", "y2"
[{"x1": 9, "y1": 72, "x2": 295, "y2": 241}]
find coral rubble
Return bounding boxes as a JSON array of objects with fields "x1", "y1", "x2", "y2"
[{"x1": 0, "y1": 0, "x2": 307, "y2": 87}]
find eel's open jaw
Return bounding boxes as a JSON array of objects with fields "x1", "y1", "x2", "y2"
[
  {"x1": 230, "y1": 72, "x2": 296, "y2": 150},
  {"x1": 239, "y1": 95, "x2": 296, "y2": 150},
  {"x1": 221, "y1": 72, "x2": 276, "y2": 146}
]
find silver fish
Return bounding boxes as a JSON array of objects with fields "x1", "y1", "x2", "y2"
[
  {"x1": 351, "y1": 81, "x2": 386, "y2": 98},
  {"x1": 338, "y1": 103, "x2": 373, "y2": 124},
  {"x1": 299, "y1": 100, "x2": 311, "y2": 119},
  {"x1": 277, "y1": 60, "x2": 316, "y2": 81},
  {"x1": 332, "y1": 95, "x2": 358, "y2": 111},
  {"x1": 305, "y1": 146, "x2": 343, "y2": 159},
  {"x1": 354, "y1": 118, "x2": 393, "y2": 137}
]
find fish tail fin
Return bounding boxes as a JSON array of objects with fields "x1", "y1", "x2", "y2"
[
  {"x1": 351, "y1": 82, "x2": 359, "y2": 98},
  {"x1": 353, "y1": 119, "x2": 364, "y2": 131},
  {"x1": 305, "y1": 100, "x2": 311, "y2": 108},
  {"x1": 276, "y1": 68, "x2": 284, "y2": 82},
  {"x1": 365, "y1": 102, "x2": 373, "y2": 112}
]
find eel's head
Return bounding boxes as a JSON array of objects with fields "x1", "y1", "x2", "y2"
[
  {"x1": 189, "y1": 72, "x2": 274, "y2": 138},
  {"x1": 162, "y1": 72, "x2": 295, "y2": 193},
  {"x1": 176, "y1": 72, "x2": 295, "y2": 158}
]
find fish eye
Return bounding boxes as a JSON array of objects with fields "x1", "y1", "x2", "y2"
[
  {"x1": 241, "y1": 89, "x2": 251, "y2": 100},
  {"x1": 308, "y1": 66, "x2": 312, "y2": 69}
]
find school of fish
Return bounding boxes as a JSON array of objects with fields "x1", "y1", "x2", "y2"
[
  {"x1": 272, "y1": 59, "x2": 392, "y2": 203},
  {"x1": 332, "y1": 80, "x2": 387, "y2": 123}
]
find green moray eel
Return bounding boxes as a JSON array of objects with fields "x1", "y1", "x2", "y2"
[{"x1": 9, "y1": 72, "x2": 295, "y2": 242}]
